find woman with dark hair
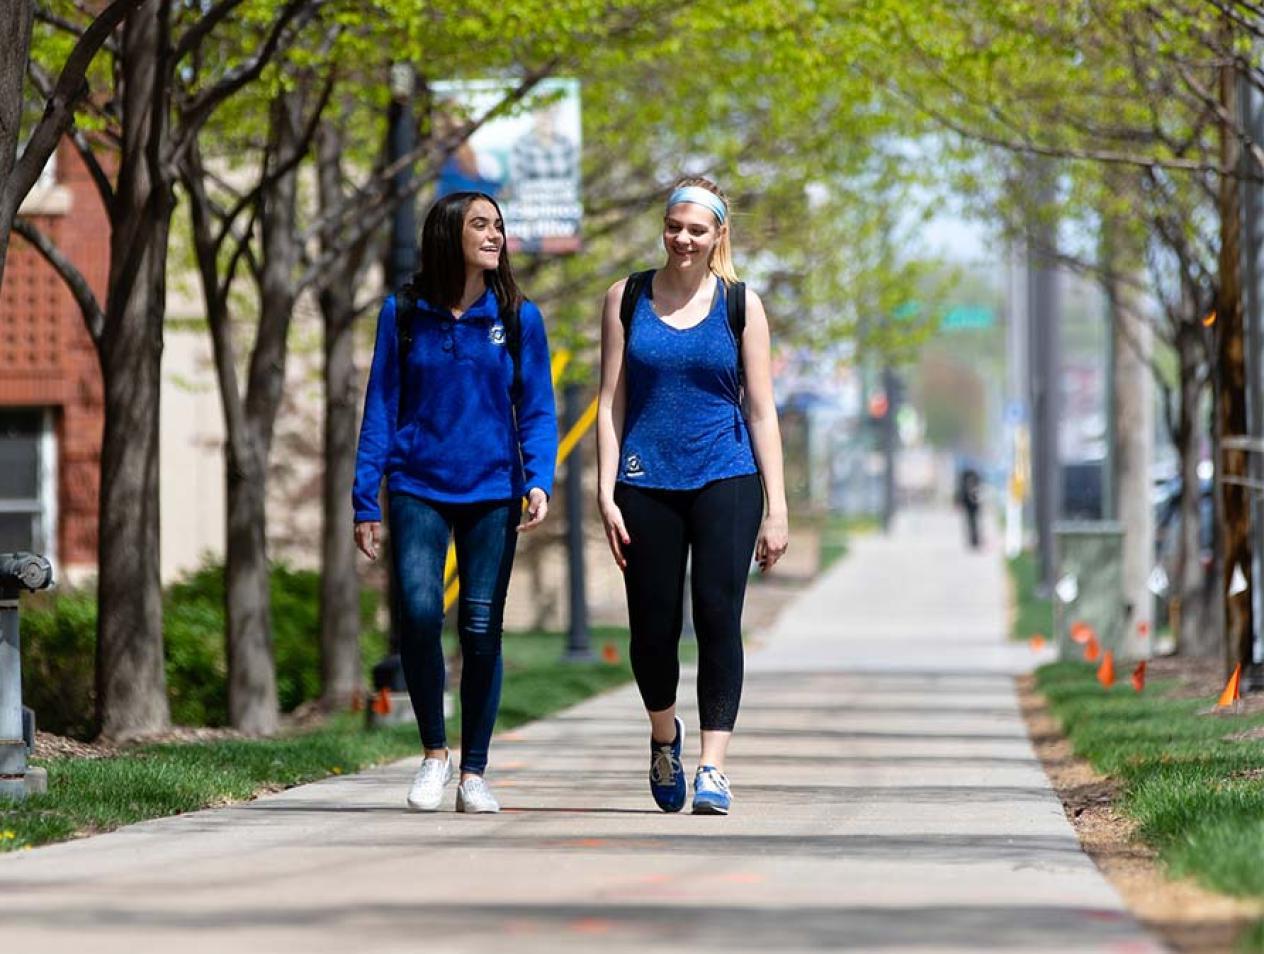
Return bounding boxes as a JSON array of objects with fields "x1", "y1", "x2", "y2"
[
  {"x1": 353, "y1": 192, "x2": 557, "y2": 814},
  {"x1": 596, "y1": 176, "x2": 788, "y2": 815}
]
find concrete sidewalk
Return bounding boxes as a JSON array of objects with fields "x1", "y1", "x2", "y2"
[{"x1": 0, "y1": 507, "x2": 1165, "y2": 953}]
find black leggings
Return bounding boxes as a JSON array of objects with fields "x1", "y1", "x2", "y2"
[{"x1": 614, "y1": 473, "x2": 764, "y2": 731}]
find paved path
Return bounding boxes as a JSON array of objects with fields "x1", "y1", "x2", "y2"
[{"x1": 0, "y1": 508, "x2": 1166, "y2": 953}]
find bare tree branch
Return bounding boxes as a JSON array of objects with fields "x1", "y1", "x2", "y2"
[
  {"x1": 25, "y1": 58, "x2": 114, "y2": 207},
  {"x1": 171, "y1": 0, "x2": 248, "y2": 62},
  {"x1": 3, "y1": 0, "x2": 141, "y2": 223},
  {"x1": 12, "y1": 217, "x2": 104, "y2": 342},
  {"x1": 169, "y1": 0, "x2": 319, "y2": 169}
]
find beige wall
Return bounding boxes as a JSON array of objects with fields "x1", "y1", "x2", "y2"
[
  {"x1": 159, "y1": 325, "x2": 226, "y2": 582},
  {"x1": 158, "y1": 290, "x2": 337, "y2": 582}
]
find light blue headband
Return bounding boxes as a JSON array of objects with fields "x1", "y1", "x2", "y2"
[{"x1": 666, "y1": 186, "x2": 727, "y2": 225}]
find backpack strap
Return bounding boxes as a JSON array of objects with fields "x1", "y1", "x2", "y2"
[
  {"x1": 620, "y1": 270, "x2": 654, "y2": 340},
  {"x1": 727, "y1": 280, "x2": 747, "y2": 386},
  {"x1": 504, "y1": 298, "x2": 524, "y2": 404},
  {"x1": 395, "y1": 291, "x2": 415, "y2": 429}
]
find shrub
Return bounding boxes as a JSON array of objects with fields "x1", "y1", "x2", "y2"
[
  {"x1": 18, "y1": 562, "x2": 382, "y2": 738},
  {"x1": 18, "y1": 589, "x2": 98, "y2": 740}
]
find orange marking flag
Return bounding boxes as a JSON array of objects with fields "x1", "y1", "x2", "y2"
[
  {"x1": 602, "y1": 642, "x2": 620, "y2": 664},
  {"x1": 1131, "y1": 660, "x2": 1146, "y2": 693},
  {"x1": 1029, "y1": 634, "x2": 1047, "y2": 651},
  {"x1": 1070, "y1": 621, "x2": 1092, "y2": 645},
  {"x1": 1217, "y1": 663, "x2": 1243, "y2": 708},
  {"x1": 1083, "y1": 634, "x2": 1101, "y2": 663},
  {"x1": 371, "y1": 686, "x2": 392, "y2": 716},
  {"x1": 1097, "y1": 651, "x2": 1116, "y2": 688}
]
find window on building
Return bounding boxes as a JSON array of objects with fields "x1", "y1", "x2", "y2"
[{"x1": 0, "y1": 409, "x2": 55, "y2": 559}]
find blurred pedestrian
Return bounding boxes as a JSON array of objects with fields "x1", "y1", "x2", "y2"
[
  {"x1": 957, "y1": 466, "x2": 983, "y2": 549},
  {"x1": 353, "y1": 192, "x2": 557, "y2": 814},
  {"x1": 596, "y1": 176, "x2": 789, "y2": 815}
]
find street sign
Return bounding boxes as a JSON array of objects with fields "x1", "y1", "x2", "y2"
[{"x1": 941, "y1": 306, "x2": 995, "y2": 330}]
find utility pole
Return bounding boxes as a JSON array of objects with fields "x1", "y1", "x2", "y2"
[
  {"x1": 1027, "y1": 169, "x2": 1061, "y2": 592},
  {"x1": 1104, "y1": 238, "x2": 1156, "y2": 661}
]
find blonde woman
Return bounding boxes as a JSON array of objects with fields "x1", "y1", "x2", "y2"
[{"x1": 596, "y1": 177, "x2": 789, "y2": 814}]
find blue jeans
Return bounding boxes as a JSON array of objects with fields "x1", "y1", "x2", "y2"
[{"x1": 388, "y1": 492, "x2": 518, "y2": 775}]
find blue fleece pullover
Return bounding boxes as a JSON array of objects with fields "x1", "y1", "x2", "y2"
[{"x1": 352, "y1": 290, "x2": 557, "y2": 522}]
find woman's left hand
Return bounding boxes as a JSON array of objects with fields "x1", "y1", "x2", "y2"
[
  {"x1": 518, "y1": 488, "x2": 549, "y2": 533},
  {"x1": 755, "y1": 512, "x2": 789, "y2": 572}
]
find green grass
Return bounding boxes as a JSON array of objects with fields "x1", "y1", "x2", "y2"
[
  {"x1": 1036, "y1": 661, "x2": 1264, "y2": 942},
  {"x1": 1, "y1": 628, "x2": 633, "y2": 852},
  {"x1": 1008, "y1": 550, "x2": 1053, "y2": 642}
]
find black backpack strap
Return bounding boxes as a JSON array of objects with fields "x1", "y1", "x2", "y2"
[
  {"x1": 727, "y1": 280, "x2": 747, "y2": 384},
  {"x1": 620, "y1": 270, "x2": 654, "y2": 339},
  {"x1": 394, "y1": 291, "x2": 415, "y2": 428},
  {"x1": 506, "y1": 298, "x2": 523, "y2": 404}
]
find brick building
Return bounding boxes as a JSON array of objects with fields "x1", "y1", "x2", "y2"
[{"x1": 0, "y1": 143, "x2": 108, "y2": 576}]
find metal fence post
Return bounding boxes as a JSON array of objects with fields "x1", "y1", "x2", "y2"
[{"x1": 0, "y1": 552, "x2": 54, "y2": 801}]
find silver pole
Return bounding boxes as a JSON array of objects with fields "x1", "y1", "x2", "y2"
[{"x1": 0, "y1": 552, "x2": 53, "y2": 801}]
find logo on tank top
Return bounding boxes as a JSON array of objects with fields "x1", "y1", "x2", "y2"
[
  {"x1": 489, "y1": 324, "x2": 506, "y2": 345},
  {"x1": 624, "y1": 453, "x2": 645, "y2": 478}
]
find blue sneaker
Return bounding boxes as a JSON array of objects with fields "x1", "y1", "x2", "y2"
[
  {"x1": 649, "y1": 716, "x2": 686, "y2": 812},
  {"x1": 692, "y1": 765, "x2": 731, "y2": 815}
]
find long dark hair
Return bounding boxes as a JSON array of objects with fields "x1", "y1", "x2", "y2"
[{"x1": 405, "y1": 191, "x2": 524, "y2": 316}]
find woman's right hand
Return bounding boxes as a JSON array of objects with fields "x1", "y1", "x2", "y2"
[
  {"x1": 598, "y1": 497, "x2": 630, "y2": 570},
  {"x1": 355, "y1": 521, "x2": 382, "y2": 561}
]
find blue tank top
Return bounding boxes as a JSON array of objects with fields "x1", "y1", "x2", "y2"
[{"x1": 617, "y1": 276, "x2": 759, "y2": 490}]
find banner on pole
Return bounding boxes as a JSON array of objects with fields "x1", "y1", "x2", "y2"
[{"x1": 432, "y1": 78, "x2": 582, "y2": 254}]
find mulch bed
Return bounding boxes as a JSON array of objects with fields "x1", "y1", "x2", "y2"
[
  {"x1": 33, "y1": 726, "x2": 251, "y2": 760},
  {"x1": 1145, "y1": 656, "x2": 1264, "y2": 715}
]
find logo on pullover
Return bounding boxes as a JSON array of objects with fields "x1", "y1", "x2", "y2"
[
  {"x1": 624, "y1": 453, "x2": 645, "y2": 478},
  {"x1": 489, "y1": 324, "x2": 507, "y2": 345}
]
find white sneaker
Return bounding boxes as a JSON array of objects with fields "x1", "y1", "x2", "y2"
[
  {"x1": 406, "y1": 754, "x2": 452, "y2": 812},
  {"x1": 456, "y1": 775, "x2": 500, "y2": 814}
]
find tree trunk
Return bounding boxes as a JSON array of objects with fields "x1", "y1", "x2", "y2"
[
  {"x1": 225, "y1": 444, "x2": 278, "y2": 735},
  {"x1": 318, "y1": 285, "x2": 362, "y2": 710},
  {"x1": 1216, "y1": 48, "x2": 1255, "y2": 677},
  {"x1": 314, "y1": 120, "x2": 377, "y2": 710},
  {"x1": 221, "y1": 91, "x2": 308, "y2": 733},
  {"x1": 1175, "y1": 321, "x2": 1214, "y2": 656},
  {"x1": 0, "y1": 0, "x2": 34, "y2": 290},
  {"x1": 1109, "y1": 279, "x2": 1155, "y2": 660},
  {"x1": 95, "y1": 2, "x2": 171, "y2": 739}
]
